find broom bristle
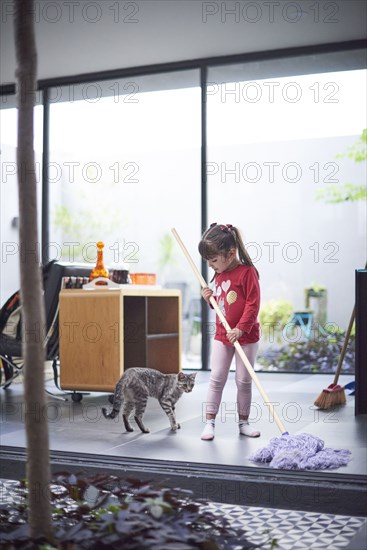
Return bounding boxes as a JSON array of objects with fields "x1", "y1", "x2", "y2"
[{"x1": 314, "y1": 385, "x2": 346, "y2": 409}]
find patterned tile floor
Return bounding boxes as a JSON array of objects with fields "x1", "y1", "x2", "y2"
[{"x1": 207, "y1": 502, "x2": 367, "y2": 549}]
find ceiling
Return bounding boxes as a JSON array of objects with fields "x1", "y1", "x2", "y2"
[{"x1": 1, "y1": 0, "x2": 366, "y2": 86}]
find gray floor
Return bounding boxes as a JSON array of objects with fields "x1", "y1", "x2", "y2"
[
  {"x1": 1, "y1": 370, "x2": 367, "y2": 549},
  {"x1": 1, "y1": 371, "x2": 366, "y2": 474}
]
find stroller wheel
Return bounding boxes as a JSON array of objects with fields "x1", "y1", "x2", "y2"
[{"x1": 71, "y1": 392, "x2": 83, "y2": 403}]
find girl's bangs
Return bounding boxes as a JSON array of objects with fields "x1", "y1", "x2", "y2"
[{"x1": 198, "y1": 240, "x2": 219, "y2": 260}]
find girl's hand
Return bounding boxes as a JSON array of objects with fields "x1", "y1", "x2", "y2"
[
  {"x1": 226, "y1": 328, "x2": 243, "y2": 344},
  {"x1": 201, "y1": 287, "x2": 213, "y2": 304}
]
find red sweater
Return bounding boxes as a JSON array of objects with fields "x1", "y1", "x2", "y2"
[{"x1": 212, "y1": 264, "x2": 260, "y2": 345}]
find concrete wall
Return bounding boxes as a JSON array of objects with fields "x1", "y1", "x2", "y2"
[
  {"x1": 1, "y1": 123, "x2": 365, "y2": 333},
  {"x1": 208, "y1": 135, "x2": 366, "y2": 329}
]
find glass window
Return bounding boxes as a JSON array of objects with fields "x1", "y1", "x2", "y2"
[
  {"x1": 0, "y1": 97, "x2": 43, "y2": 305},
  {"x1": 207, "y1": 51, "x2": 366, "y2": 373},
  {"x1": 48, "y1": 70, "x2": 202, "y2": 367}
]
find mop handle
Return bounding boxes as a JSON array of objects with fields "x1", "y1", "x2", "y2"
[{"x1": 171, "y1": 228, "x2": 288, "y2": 435}]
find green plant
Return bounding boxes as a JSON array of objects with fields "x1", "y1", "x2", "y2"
[
  {"x1": 190, "y1": 318, "x2": 201, "y2": 337},
  {"x1": 157, "y1": 232, "x2": 177, "y2": 269},
  {"x1": 259, "y1": 299, "x2": 294, "y2": 341},
  {"x1": 258, "y1": 331, "x2": 355, "y2": 374},
  {"x1": 52, "y1": 204, "x2": 125, "y2": 262},
  {"x1": 316, "y1": 129, "x2": 367, "y2": 203},
  {"x1": 306, "y1": 283, "x2": 326, "y2": 294},
  {"x1": 0, "y1": 474, "x2": 276, "y2": 549}
]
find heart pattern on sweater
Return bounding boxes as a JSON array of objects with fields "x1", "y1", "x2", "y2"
[{"x1": 221, "y1": 280, "x2": 231, "y2": 293}]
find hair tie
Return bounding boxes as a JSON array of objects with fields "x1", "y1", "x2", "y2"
[{"x1": 209, "y1": 222, "x2": 233, "y2": 234}]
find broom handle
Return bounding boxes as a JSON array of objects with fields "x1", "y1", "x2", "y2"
[
  {"x1": 333, "y1": 260, "x2": 367, "y2": 384},
  {"x1": 171, "y1": 228, "x2": 288, "y2": 435},
  {"x1": 333, "y1": 305, "x2": 355, "y2": 385}
]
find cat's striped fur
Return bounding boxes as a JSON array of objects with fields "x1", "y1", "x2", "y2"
[{"x1": 102, "y1": 367, "x2": 196, "y2": 433}]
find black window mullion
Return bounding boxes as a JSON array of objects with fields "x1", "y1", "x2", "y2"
[
  {"x1": 201, "y1": 66, "x2": 209, "y2": 371},
  {"x1": 41, "y1": 88, "x2": 50, "y2": 265}
]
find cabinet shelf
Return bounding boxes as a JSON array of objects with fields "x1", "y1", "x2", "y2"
[
  {"x1": 147, "y1": 333, "x2": 179, "y2": 340},
  {"x1": 59, "y1": 288, "x2": 182, "y2": 392}
]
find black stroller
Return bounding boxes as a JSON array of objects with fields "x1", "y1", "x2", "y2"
[{"x1": 0, "y1": 260, "x2": 91, "y2": 393}]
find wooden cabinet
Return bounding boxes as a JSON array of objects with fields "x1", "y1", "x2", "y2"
[{"x1": 59, "y1": 288, "x2": 181, "y2": 392}]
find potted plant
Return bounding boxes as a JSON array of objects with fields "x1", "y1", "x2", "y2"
[{"x1": 305, "y1": 283, "x2": 327, "y2": 328}]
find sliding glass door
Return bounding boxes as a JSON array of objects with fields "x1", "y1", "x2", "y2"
[
  {"x1": 207, "y1": 50, "x2": 366, "y2": 372},
  {"x1": 48, "y1": 70, "x2": 202, "y2": 367},
  {"x1": 0, "y1": 98, "x2": 43, "y2": 305}
]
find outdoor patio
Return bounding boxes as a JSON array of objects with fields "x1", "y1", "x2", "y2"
[{"x1": 1, "y1": 368, "x2": 366, "y2": 548}]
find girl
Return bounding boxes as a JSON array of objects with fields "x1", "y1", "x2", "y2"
[{"x1": 199, "y1": 223, "x2": 261, "y2": 441}]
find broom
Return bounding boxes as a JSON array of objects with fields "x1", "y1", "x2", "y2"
[
  {"x1": 171, "y1": 228, "x2": 288, "y2": 436},
  {"x1": 314, "y1": 305, "x2": 355, "y2": 410}
]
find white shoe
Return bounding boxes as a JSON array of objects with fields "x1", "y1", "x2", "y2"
[
  {"x1": 239, "y1": 422, "x2": 260, "y2": 438},
  {"x1": 201, "y1": 420, "x2": 215, "y2": 440}
]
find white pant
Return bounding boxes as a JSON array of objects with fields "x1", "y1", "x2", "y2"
[{"x1": 204, "y1": 339, "x2": 259, "y2": 417}]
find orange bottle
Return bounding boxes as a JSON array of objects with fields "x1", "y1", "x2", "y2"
[{"x1": 90, "y1": 241, "x2": 110, "y2": 283}]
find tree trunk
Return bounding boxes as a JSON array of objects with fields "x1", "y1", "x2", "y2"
[{"x1": 14, "y1": 0, "x2": 53, "y2": 541}]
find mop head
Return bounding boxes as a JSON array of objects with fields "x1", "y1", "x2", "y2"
[{"x1": 250, "y1": 433, "x2": 351, "y2": 470}]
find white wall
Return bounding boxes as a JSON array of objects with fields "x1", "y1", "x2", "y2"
[
  {"x1": 0, "y1": 141, "x2": 45, "y2": 306},
  {"x1": 0, "y1": 144, "x2": 20, "y2": 304},
  {"x1": 208, "y1": 135, "x2": 366, "y2": 329},
  {"x1": 4, "y1": 132, "x2": 360, "y2": 329}
]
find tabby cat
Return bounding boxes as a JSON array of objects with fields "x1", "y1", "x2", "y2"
[{"x1": 102, "y1": 368, "x2": 196, "y2": 433}]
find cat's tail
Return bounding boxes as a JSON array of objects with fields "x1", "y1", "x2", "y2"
[
  {"x1": 102, "y1": 384, "x2": 123, "y2": 419},
  {"x1": 102, "y1": 406, "x2": 119, "y2": 419}
]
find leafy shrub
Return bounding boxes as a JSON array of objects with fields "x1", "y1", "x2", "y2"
[
  {"x1": 0, "y1": 474, "x2": 275, "y2": 549},
  {"x1": 258, "y1": 331, "x2": 355, "y2": 374},
  {"x1": 259, "y1": 300, "x2": 294, "y2": 344}
]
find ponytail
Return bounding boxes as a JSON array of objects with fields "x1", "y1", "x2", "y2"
[{"x1": 228, "y1": 225, "x2": 259, "y2": 279}]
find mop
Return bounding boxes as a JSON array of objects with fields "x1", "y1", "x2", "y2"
[{"x1": 172, "y1": 228, "x2": 352, "y2": 471}]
